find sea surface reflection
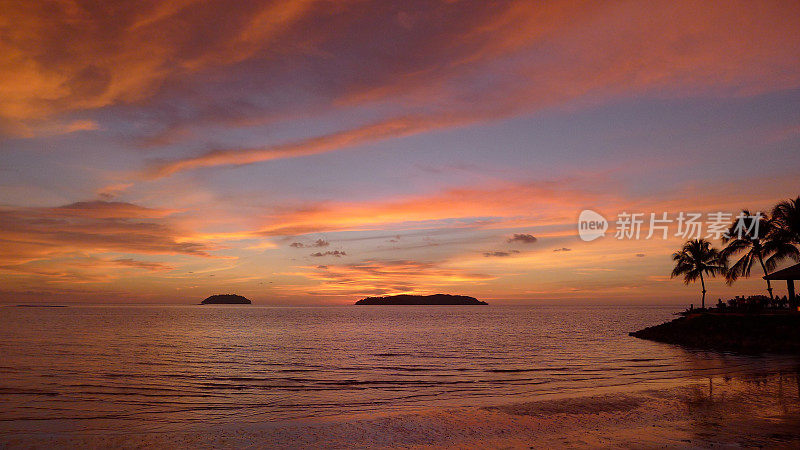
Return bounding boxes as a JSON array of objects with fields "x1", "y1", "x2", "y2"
[{"x1": 1, "y1": 304, "x2": 798, "y2": 440}]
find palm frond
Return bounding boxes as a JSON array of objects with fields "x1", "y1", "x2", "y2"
[
  {"x1": 670, "y1": 239, "x2": 723, "y2": 286},
  {"x1": 771, "y1": 197, "x2": 800, "y2": 245}
]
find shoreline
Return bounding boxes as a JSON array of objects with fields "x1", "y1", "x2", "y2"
[{"x1": 4, "y1": 366, "x2": 800, "y2": 448}]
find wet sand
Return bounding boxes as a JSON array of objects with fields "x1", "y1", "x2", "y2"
[{"x1": 5, "y1": 369, "x2": 800, "y2": 448}]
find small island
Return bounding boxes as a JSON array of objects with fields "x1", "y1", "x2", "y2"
[
  {"x1": 355, "y1": 294, "x2": 487, "y2": 305},
  {"x1": 200, "y1": 294, "x2": 252, "y2": 305}
]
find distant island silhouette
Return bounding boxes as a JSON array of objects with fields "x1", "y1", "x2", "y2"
[
  {"x1": 355, "y1": 294, "x2": 487, "y2": 305},
  {"x1": 12, "y1": 304, "x2": 67, "y2": 308},
  {"x1": 201, "y1": 294, "x2": 251, "y2": 305}
]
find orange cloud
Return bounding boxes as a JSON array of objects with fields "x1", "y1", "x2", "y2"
[
  {"x1": 125, "y1": 0, "x2": 800, "y2": 177},
  {"x1": 0, "y1": 201, "x2": 211, "y2": 269},
  {"x1": 0, "y1": 0, "x2": 324, "y2": 135},
  {"x1": 0, "y1": 255, "x2": 173, "y2": 286},
  {"x1": 145, "y1": 114, "x2": 468, "y2": 178},
  {"x1": 3, "y1": 0, "x2": 797, "y2": 149},
  {"x1": 289, "y1": 259, "x2": 495, "y2": 297},
  {"x1": 341, "y1": 1, "x2": 800, "y2": 107},
  {"x1": 256, "y1": 180, "x2": 605, "y2": 236}
]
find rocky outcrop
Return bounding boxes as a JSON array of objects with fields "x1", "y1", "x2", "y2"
[{"x1": 630, "y1": 313, "x2": 800, "y2": 353}]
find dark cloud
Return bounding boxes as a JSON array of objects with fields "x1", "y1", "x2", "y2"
[
  {"x1": 290, "y1": 239, "x2": 330, "y2": 248},
  {"x1": 53, "y1": 201, "x2": 173, "y2": 219},
  {"x1": 111, "y1": 258, "x2": 173, "y2": 271},
  {"x1": 483, "y1": 250, "x2": 520, "y2": 257},
  {"x1": 636, "y1": 253, "x2": 646, "y2": 257},
  {"x1": 553, "y1": 247, "x2": 571, "y2": 252},
  {"x1": 507, "y1": 234, "x2": 537, "y2": 244},
  {"x1": 310, "y1": 250, "x2": 346, "y2": 257}
]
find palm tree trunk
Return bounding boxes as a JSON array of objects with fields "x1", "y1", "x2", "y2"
[
  {"x1": 700, "y1": 272, "x2": 706, "y2": 309},
  {"x1": 757, "y1": 253, "x2": 774, "y2": 300}
]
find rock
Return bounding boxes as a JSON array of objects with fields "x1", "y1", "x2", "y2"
[
  {"x1": 629, "y1": 313, "x2": 800, "y2": 354},
  {"x1": 200, "y1": 294, "x2": 252, "y2": 305},
  {"x1": 355, "y1": 294, "x2": 487, "y2": 305}
]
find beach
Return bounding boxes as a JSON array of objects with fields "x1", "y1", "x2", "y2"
[{"x1": 4, "y1": 371, "x2": 800, "y2": 448}]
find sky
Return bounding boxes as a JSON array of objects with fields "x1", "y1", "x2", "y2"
[{"x1": 1, "y1": 0, "x2": 799, "y2": 304}]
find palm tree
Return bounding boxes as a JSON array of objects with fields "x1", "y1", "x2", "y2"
[
  {"x1": 720, "y1": 210, "x2": 798, "y2": 299},
  {"x1": 671, "y1": 239, "x2": 726, "y2": 309},
  {"x1": 772, "y1": 197, "x2": 800, "y2": 246}
]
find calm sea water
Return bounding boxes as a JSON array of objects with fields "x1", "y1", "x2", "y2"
[{"x1": 1, "y1": 304, "x2": 797, "y2": 436}]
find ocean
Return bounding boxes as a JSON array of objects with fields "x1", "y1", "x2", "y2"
[{"x1": 1, "y1": 304, "x2": 799, "y2": 446}]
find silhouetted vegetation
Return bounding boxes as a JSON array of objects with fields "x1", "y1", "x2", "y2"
[
  {"x1": 772, "y1": 197, "x2": 800, "y2": 246},
  {"x1": 672, "y1": 197, "x2": 800, "y2": 308},
  {"x1": 721, "y1": 208, "x2": 798, "y2": 299},
  {"x1": 671, "y1": 239, "x2": 725, "y2": 308},
  {"x1": 710, "y1": 294, "x2": 790, "y2": 313},
  {"x1": 645, "y1": 198, "x2": 800, "y2": 354}
]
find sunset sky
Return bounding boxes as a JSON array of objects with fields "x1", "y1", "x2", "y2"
[{"x1": 1, "y1": 0, "x2": 799, "y2": 304}]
